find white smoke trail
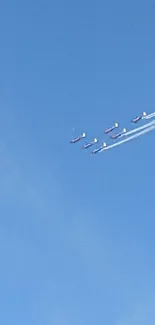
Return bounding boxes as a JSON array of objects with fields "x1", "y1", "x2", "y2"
[
  {"x1": 143, "y1": 112, "x2": 155, "y2": 120},
  {"x1": 122, "y1": 119, "x2": 155, "y2": 137},
  {"x1": 101, "y1": 125, "x2": 155, "y2": 152}
]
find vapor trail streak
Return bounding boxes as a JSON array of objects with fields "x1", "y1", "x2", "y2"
[
  {"x1": 123, "y1": 119, "x2": 155, "y2": 137},
  {"x1": 143, "y1": 112, "x2": 155, "y2": 120},
  {"x1": 101, "y1": 125, "x2": 155, "y2": 152}
]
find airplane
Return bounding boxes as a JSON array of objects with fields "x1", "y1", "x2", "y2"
[
  {"x1": 70, "y1": 132, "x2": 86, "y2": 143},
  {"x1": 82, "y1": 138, "x2": 98, "y2": 149},
  {"x1": 104, "y1": 122, "x2": 119, "y2": 134},
  {"x1": 110, "y1": 128, "x2": 127, "y2": 139},
  {"x1": 91, "y1": 142, "x2": 107, "y2": 154},
  {"x1": 131, "y1": 112, "x2": 147, "y2": 123}
]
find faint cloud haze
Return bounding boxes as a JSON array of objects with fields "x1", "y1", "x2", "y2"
[{"x1": 116, "y1": 298, "x2": 155, "y2": 325}]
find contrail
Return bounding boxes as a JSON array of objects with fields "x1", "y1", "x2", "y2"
[
  {"x1": 122, "y1": 119, "x2": 155, "y2": 138},
  {"x1": 101, "y1": 125, "x2": 155, "y2": 152},
  {"x1": 143, "y1": 112, "x2": 155, "y2": 120}
]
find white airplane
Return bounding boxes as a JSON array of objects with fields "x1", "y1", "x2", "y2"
[
  {"x1": 110, "y1": 128, "x2": 127, "y2": 139},
  {"x1": 70, "y1": 132, "x2": 86, "y2": 143},
  {"x1": 104, "y1": 122, "x2": 119, "y2": 134},
  {"x1": 131, "y1": 112, "x2": 147, "y2": 123}
]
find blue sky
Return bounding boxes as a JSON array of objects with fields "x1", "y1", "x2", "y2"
[{"x1": 0, "y1": 0, "x2": 155, "y2": 324}]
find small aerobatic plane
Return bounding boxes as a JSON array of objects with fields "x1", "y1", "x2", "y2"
[
  {"x1": 91, "y1": 142, "x2": 107, "y2": 154},
  {"x1": 104, "y1": 122, "x2": 119, "y2": 134},
  {"x1": 131, "y1": 112, "x2": 147, "y2": 123},
  {"x1": 82, "y1": 138, "x2": 98, "y2": 149},
  {"x1": 110, "y1": 128, "x2": 127, "y2": 140},
  {"x1": 70, "y1": 132, "x2": 86, "y2": 143}
]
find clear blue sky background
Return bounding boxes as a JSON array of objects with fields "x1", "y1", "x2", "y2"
[{"x1": 0, "y1": 0, "x2": 155, "y2": 324}]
